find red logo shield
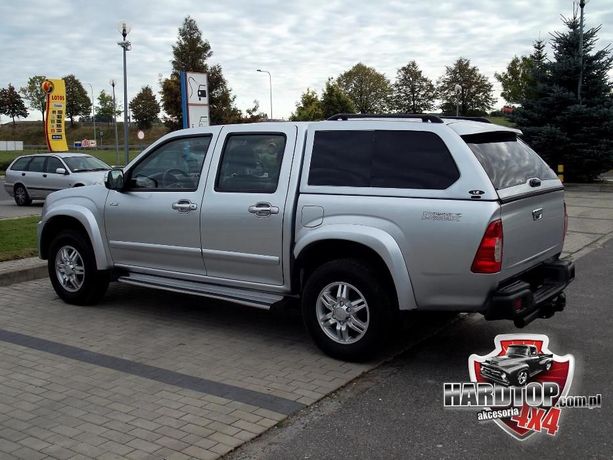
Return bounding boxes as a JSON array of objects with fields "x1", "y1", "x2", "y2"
[{"x1": 468, "y1": 334, "x2": 574, "y2": 440}]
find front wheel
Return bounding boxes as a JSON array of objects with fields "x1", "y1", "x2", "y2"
[
  {"x1": 515, "y1": 369, "x2": 529, "y2": 386},
  {"x1": 48, "y1": 230, "x2": 109, "y2": 305},
  {"x1": 302, "y1": 259, "x2": 395, "y2": 361}
]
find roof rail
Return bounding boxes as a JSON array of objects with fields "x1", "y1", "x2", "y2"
[
  {"x1": 327, "y1": 113, "x2": 444, "y2": 124},
  {"x1": 439, "y1": 116, "x2": 491, "y2": 123}
]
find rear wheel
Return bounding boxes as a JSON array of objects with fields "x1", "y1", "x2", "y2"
[
  {"x1": 14, "y1": 184, "x2": 31, "y2": 206},
  {"x1": 48, "y1": 230, "x2": 109, "y2": 305},
  {"x1": 302, "y1": 258, "x2": 394, "y2": 361}
]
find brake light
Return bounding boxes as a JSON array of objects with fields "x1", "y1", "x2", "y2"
[
  {"x1": 563, "y1": 202, "x2": 568, "y2": 242},
  {"x1": 471, "y1": 219, "x2": 503, "y2": 273}
]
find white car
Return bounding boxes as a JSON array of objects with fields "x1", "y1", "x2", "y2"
[{"x1": 4, "y1": 153, "x2": 111, "y2": 206}]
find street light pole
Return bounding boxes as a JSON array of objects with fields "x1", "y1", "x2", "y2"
[
  {"x1": 578, "y1": 0, "x2": 586, "y2": 105},
  {"x1": 117, "y1": 21, "x2": 132, "y2": 165},
  {"x1": 257, "y1": 69, "x2": 273, "y2": 120},
  {"x1": 110, "y1": 79, "x2": 120, "y2": 166},
  {"x1": 454, "y1": 84, "x2": 462, "y2": 116},
  {"x1": 88, "y1": 83, "x2": 96, "y2": 147}
]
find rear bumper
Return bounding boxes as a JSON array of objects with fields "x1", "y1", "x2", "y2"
[{"x1": 484, "y1": 259, "x2": 575, "y2": 327}]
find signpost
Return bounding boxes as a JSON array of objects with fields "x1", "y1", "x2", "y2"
[
  {"x1": 42, "y1": 79, "x2": 68, "y2": 152},
  {"x1": 180, "y1": 71, "x2": 210, "y2": 128}
]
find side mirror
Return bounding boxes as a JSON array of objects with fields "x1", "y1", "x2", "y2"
[
  {"x1": 56, "y1": 167, "x2": 68, "y2": 175},
  {"x1": 105, "y1": 169, "x2": 125, "y2": 191}
]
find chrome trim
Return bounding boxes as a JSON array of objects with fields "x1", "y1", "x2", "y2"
[{"x1": 202, "y1": 248, "x2": 280, "y2": 265}]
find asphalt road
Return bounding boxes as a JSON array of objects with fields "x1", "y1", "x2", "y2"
[
  {"x1": 228, "y1": 239, "x2": 613, "y2": 460},
  {"x1": 0, "y1": 178, "x2": 43, "y2": 218}
]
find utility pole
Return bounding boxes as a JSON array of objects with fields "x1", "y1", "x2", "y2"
[
  {"x1": 88, "y1": 83, "x2": 97, "y2": 146},
  {"x1": 578, "y1": 0, "x2": 586, "y2": 105},
  {"x1": 110, "y1": 79, "x2": 120, "y2": 166},
  {"x1": 117, "y1": 21, "x2": 132, "y2": 165}
]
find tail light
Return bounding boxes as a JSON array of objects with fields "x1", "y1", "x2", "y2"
[
  {"x1": 471, "y1": 219, "x2": 503, "y2": 273},
  {"x1": 563, "y1": 202, "x2": 568, "y2": 242}
]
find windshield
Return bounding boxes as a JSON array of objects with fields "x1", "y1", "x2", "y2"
[
  {"x1": 63, "y1": 156, "x2": 111, "y2": 172},
  {"x1": 506, "y1": 346, "x2": 529, "y2": 356},
  {"x1": 463, "y1": 132, "x2": 557, "y2": 190}
]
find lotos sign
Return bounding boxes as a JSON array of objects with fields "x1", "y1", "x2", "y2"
[{"x1": 42, "y1": 78, "x2": 68, "y2": 152}]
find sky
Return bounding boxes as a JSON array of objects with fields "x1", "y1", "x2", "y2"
[{"x1": 1, "y1": 0, "x2": 612, "y2": 122}]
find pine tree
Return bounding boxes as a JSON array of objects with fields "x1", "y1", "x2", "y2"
[
  {"x1": 514, "y1": 17, "x2": 613, "y2": 181},
  {"x1": 160, "y1": 16, "x2": 240, "y2": 129}
]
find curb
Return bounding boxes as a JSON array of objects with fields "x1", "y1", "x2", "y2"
[{"x1": 0, "y1": 258, "x2": 47, "y2": 287}]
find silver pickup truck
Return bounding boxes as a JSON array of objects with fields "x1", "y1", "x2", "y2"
[{"x1": 37, "y1": 114, "x2": 575, "y2": 360}]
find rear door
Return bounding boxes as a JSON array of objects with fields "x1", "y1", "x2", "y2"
[
  {"x1": 23, "y1": 156, "x2": 48, "y2": 199},
  {"x1": 463, "y1": 131, "x2": 564, "y2": 276},
  {"x1": 200, "y1": 124, "x2": 297, "y2": 286}
]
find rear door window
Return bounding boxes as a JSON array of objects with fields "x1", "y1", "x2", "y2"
[
  {"x1": 308, "y1": 130, "x2": 459, "y2": 189},
  {"x1": 463, "y1": 132, "x2": 557, "y2": 190},
  {"x1": 27, "y1": 156, "x2": 47, "y2": 173}
]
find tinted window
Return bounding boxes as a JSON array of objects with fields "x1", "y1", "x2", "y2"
[
  {"x1": 463, "y1": 132, "x2": 557, "y2": 190},
  {"x1": 46, "y1": 157, "x2": 64, "y2": 173},
  {"x1": 129, "y1": 136, "x2": 211, "y2": 190},
  {"x1": 308, "y1": 130, "x2": 459, "y2": 189},
  {"x1": 27, "y1": 156, "x2": 46, "y2": 172},
  {"x1": 10, "y1": 157, "x2": 31, "y2": 171},
  {"x1": 216, "y1": 134, "x2": 286, "y2": 193}
]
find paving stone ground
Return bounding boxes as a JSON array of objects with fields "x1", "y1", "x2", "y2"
[{"x1": 0, "y1": 188, "x2": 611, "y2": 459}]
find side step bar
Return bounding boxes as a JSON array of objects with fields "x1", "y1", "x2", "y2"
[{"x1": 117, "y1": 273, "x2": 284, "y2": 310}]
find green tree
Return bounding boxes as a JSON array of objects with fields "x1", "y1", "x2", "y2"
[
  {"x1": 160, "y1": 16, "x2": 240, "y2": 129},
  {"x1": 0, "y1": 84, "x2": 29, "y2": 125},
  {"x1": 391, "y1": 60, "x2": 436, "y2": 113},
  {"x1": 321, "y1": 78, "x2": 355, "y2": 118},
  {"x1": 437, "y1": 58, "x2": 495, "y2": 116},
  {"x1": 96, "y1": 89, "x2": 121, "y2": 124},
  {"x1": 63, "y1": 74, "x2": 91, "y2": 126},
  {"x1": 240, "y1": 100, "x2": 267, "y2": 123},
  {"x1": 19, "y1": 75, "x2": 46, "y2": 123},
  {"x1": 495, "y1": 56, "x2": 534, "y2": 105},
  {"x1": 129, "y1": 86, "x2": 160, "y2": 129},
  {"x1": 514, "y1": 16, "x2": 613, "y2": 181},
  {"x1": 336, "y1": 63, "x2": 391, "y2": 113},
  {"x1": 290, "y1": 89, "x2": 324, "y2": 121}
]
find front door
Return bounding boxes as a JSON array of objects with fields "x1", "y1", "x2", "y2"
[
  {"x1": 105, "y1": 135, "x2": 213, "y2": 275},
  {"x1": 201, "y1": 125, "x2": 297, "y2": 286}
]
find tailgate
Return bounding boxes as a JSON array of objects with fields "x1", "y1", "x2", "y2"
[
  {"x1": 462, "y1": 131, "x2": 565, "y2": 277},
  {"x1": 499, "y1": 189, "x2": 565, "y2": 275}
]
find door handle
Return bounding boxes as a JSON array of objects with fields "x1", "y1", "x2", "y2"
[
  {"x1": 248, "y1": 202, "x2": 279, "y2": 217},
  {"x1": 22, "y1": 173, "x2": 26, "y2": 176},
  {"x1": 43, "y1": 174, "x2": 47, "y2": 178},
  {"x1": 172, "y1": 200, "x2": 198, "y2": 212}
]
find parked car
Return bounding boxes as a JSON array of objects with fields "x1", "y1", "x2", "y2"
[
  {"x1": 4, "y1": 153, "x2": 111, "y2": 206},
  {"x1": 480, "y1": 344, "x2": 554, "y2": 386},
  {"x1": 37, "y1": 114, "x2": 575, "y2": 360}
]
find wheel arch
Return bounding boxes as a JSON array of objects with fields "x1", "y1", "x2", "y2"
[
  {"x1": 294, "y1": 227, "x2": 417, "y2": 310},
  {"x1": 39, "y1": 208, "x2": 111, "y2": 270}
]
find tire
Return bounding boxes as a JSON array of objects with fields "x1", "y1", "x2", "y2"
[
  {"x1": 302, "y1": 258, "x2": 395, "y2": 361},
  {"x1": 48, "y1": 230, "x2": 109, "y2": 305},
  {"x1": 14, "y1": 184, "x2": 32, "y2": 206},
  {"x1": 515, "y1": 369, "x2": 529, "y2": 386}
]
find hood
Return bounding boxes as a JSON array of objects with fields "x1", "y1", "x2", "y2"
[
  {"x1": 70, "y1": 170, "x2": 110, "y2": 185},
  {"x1": 484, "y1": 356, "x2": 528, "y2": 369}
]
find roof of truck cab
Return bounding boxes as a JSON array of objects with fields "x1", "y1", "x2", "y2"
[{"x1": 441, "y1": 118, "x2": 522, "y2": 136}]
